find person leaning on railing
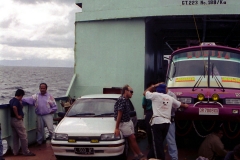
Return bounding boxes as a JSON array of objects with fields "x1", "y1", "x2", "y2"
[
  {"x1": 0, "y1": 123, "x2": 5, "y2": 160},
  {"x1": 9, "y1": 89, "x2": 36, "y2": 156}
]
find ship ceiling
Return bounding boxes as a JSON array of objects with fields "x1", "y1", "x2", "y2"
[{"x1": 146, "y1": 15, "x2": 240, "y2": 55}]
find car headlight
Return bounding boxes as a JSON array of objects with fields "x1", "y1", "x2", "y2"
[
  {"x1": 52, "y1": 133, "x2": 68, "y2": 140},
  {"x1": 177, "y1": 97, "x2": 192, "y2": 104},
  {"x1": 212, "y1": 94, "x2": 219, "y2": 101},
  {"x1": 100, "y1": 133, "x2": 120, "y2": 141},
  {"x1": 226, "y1": 99, "x2": 240, "y2": 104},
  {"x1": 197, "y1": 93, "x2": 205, "y2": 101}
]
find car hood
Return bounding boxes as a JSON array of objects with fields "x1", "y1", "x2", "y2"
[{"x1": 55, "y1": 117, "x2": 116, "y2": 136}]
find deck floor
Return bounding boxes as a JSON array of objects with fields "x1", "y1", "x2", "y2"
[{"x1": 3, "y1": 137, "x2": 198, "y2": 160}]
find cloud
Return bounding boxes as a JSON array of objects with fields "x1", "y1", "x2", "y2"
[
  {"x1": 0, "y1": 0, "x2": 81, "y2": 67},
  {"x1": 0, "y1": 44, "x2": 73, "y2": 60},
  {"x1": 14, "y1": 0, "x2": 75, "y2": 5}
]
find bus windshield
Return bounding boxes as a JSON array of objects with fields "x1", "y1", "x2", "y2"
[{"x1": 167, "y1": 49, "x2": 240, "y2": 89}]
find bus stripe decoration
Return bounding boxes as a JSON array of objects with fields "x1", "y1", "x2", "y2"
[
  {"x1": 222, "y1": 77, "x2": 240, "y2": 83},
  {"x1": 175, "y1": 77, "x2": 195, "y2": 82}
]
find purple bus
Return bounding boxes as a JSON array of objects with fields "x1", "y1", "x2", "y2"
[{"x1": 166, "y1": 43, "x2": 240, "y2": 121}]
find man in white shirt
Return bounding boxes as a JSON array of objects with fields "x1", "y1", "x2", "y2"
[{"x1": 144, "y1": 83, "x2": 188, "y2": 160}]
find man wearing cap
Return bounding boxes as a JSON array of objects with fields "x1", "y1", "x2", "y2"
[{"x1": 144, "y1": 83, "x2": 188, "y2": 160}]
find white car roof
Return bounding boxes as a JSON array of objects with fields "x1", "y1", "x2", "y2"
[{"x1": 79, "y1": 94, "x2": 121, "y2": 99}]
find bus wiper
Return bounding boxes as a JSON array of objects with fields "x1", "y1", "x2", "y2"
[
  {"x1": 69, "y1": 113, "x2": 95, "y2": 117},
  {"x1": 192, "y1": 75, "x2": 204, "y2": 91},
  {"x1": 192, "y1": 66, "x2": 206, "y2": 91},
  {"x1": 94, "y1": 113, "x2": 114, "y2": 117},
  {"x1": 212, "y1": 64, "x2": 225, "y2": 92}
]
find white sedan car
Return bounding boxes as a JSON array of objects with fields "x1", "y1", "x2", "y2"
[{"x1": 51, "y1": 94, "x2": 137, "y2": 159}]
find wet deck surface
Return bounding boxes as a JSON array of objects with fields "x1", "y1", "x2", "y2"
[{"x1": 3, "y1": 138, "x2": 198, "y2": 160}]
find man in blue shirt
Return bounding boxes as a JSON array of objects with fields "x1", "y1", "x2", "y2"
[{"x1": 9, "y1": 89, "x2": 35, "y2": 156}]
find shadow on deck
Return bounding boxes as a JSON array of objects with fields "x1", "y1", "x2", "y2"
[{"x1": 3, "y1": 137, "x2": 198, "y2": 160}]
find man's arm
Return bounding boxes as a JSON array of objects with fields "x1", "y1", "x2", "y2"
[
  {"x1": 172, "y1": 98, "x2": 188, "y2": 109},
  {"x1": 49, "y1": 95, "x2": 57, "y2": 114},
  {"x1": 22, "y1": 96, "x2": 35, "y2": 106},
  {"x1": 212, "y1": 139, "x2": 228, "y2": 157},
  {"x1": 143, "y1": 82, "x2": 163, "y2": 96},
  {"x1": 180, "y1": 102, "x2": 188, "y2": 108},
  {"x1": 13, "y1": 106, "x2": 23, "y2": 120},
  {"x1": 114, "y1": 110, "x2": 123, "y2": 137}
]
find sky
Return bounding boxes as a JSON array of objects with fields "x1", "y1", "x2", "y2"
[{"x1": 0, "y1": 0, "x2": 81, "y2": 67}]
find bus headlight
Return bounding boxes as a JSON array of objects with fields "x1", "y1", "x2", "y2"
[
  {"x1": 212, "y1": 94, "x2": 219, "y2": 101},
  {"x1": 197, "y1": 93, "x2": 205, "y2": 101}
]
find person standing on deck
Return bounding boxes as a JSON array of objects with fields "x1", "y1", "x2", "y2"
[
  {"x1": 22, "y1": 83, "x2": 57, "y2": 145},
  {"x1": 224, "y1": 144, "x2": 240, "y2": 160},
  {"x1": 114, "y1": 84, "x2": 147, "y2": 160},
  {"x1": 142, "y1": 82, "x2": 154, "y2": 147},
  {"x1": 144, "y1": 83, "x2": 188, "y2": 160},
  {"x1": 166, "y1": 88, "x2": 178, "y2": 160},
  {"x1": 9, "y1": 89, "x2": 35, "y2": 156},
  {"x1": 0, "y1": 123, "x2": 5, "y2": 160},
  {"x1": 198, "y1": 127, "x2": 228, "y2": 160}
]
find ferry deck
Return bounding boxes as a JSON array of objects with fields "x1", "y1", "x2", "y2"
[{"x1": 3, "y1": 138, "x2": 198, "y2": 160}]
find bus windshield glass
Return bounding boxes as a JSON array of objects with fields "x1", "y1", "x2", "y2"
[{"x1": 167, "y1": 49, "x2": 240, "y2": 89}]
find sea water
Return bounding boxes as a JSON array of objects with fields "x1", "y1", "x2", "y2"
[{"x1": 0, "y1": 66, "x2": 74, "y2": 104}]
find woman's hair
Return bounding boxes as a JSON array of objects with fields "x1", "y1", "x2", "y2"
[{"x1": 121, "y1": 84, "x2": 130, "y2": 95}]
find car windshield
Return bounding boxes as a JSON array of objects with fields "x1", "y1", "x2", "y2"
[{"x1": 66, "y1": 98, "x2": 117, "y2": 117}]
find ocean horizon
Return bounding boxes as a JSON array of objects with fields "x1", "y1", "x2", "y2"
[{"x1": 0, "y1": 66, "x2": 74, "y2": 104}]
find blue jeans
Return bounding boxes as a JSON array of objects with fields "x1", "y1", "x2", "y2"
[
  {"x1": 0, "y1": 130, "x2": 3, "y2": 157},
  {"x1": 166, "y1": 122, "x2": 178, "y2": 160}
]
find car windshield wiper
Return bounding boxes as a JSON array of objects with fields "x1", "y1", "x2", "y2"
[
  {"x1": 68, "y1": 113, "x2": 95, "y2": 117},
  {"x1": 212, "y1": 64, "x2": 225, "y2": 92},
  {"x1": 94, "y1": 113, "x2": 114, "y2": 117}
]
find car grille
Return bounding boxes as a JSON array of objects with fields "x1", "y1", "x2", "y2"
[{"x1": 68, "y1": 136, "x2": 100, "y2": 141}]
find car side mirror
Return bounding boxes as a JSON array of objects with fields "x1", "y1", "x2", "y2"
[{"x1": 129, "y1": 111, "x2": 136, "y2": 117}]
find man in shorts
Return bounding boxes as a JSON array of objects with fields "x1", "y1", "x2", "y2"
[{"x1": 114, "y1": 84, "x2": 146, "y2": 160}]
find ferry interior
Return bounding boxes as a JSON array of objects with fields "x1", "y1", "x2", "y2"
[{"x1": 145, "y1": 14, "x2": 240, "y2": 152}]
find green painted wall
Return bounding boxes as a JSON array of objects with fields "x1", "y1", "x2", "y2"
[
  {"x1": 71, "y1": 0, "x2": 240, "y2": 118},
  {"x1": 71, "y1": 19, "x2": 145, "y2": 117},
  {"x1": 76, "y1": 0, "x2": 239, "y2": 22}
]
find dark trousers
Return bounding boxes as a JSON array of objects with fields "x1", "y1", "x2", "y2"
[
  {"x1": 145, "y1": 110, "x2": 153, "y2": 146},
  {"x1": 147, "y1": 123, "x2": 170, "y2": 160}
]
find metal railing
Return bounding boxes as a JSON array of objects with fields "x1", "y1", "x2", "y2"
[{"x1": 0, "y1": 96, "x2": 68, "y2": 149}]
